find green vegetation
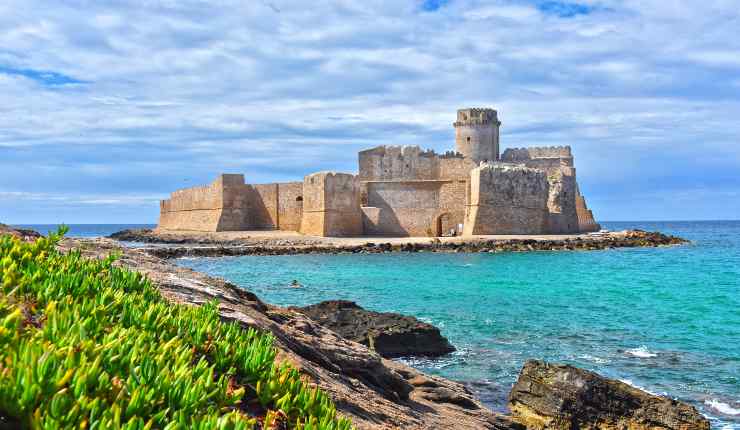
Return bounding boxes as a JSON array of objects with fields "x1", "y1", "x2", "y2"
[{"x1": 0, "y1": 228, "x2": 352, "y2": 430}]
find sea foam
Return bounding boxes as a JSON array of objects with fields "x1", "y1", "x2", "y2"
[
  {"x1": 706, "y1": 399, "x2": 740, "y2": 416},
  {"x1": 625, "y1": 346, "x2": 658, "y2": 358}
]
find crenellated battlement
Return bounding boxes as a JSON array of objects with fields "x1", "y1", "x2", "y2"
[
  {"x1": 359, "y1": 145, "x2": 465, "y2": 159},
  {"x1": 453, "y1": 108, "x2": 500, "y2": 127},
  {"x1": 501, "y1": 146, "x2": 572, "y2": 161}
]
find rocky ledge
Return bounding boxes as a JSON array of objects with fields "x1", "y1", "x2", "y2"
[
  {"x1": 112, "y1": 229, "x2": 688, "y2": 259},
  {"x1": 0, "y1": 223, "x2": 41, "y2": 241},
  {"x1": 508, "y1": 360, "x2": 709, "y2": 430},
  {"x1": 291, "y1": 300, "x2": 456, "y2": 358}
]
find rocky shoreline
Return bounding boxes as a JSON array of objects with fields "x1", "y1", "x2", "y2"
[
  {"x1": 1, "y1": 226, "x2": 707, "y2": 429},
  {"x1": 66, "y1": 236, "x2": 707, "y2": 429},
  {"x1": 110, "y1": 228, "x2": 688, "y2": 259}
]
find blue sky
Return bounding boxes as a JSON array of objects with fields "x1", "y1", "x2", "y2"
[{"x1": 1, "y1": 0, "x2": 739, "y2": 224}]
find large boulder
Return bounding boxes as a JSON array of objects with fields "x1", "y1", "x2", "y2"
[
  {"x1": 292, "y1": 300, "x2": 456, "y2": 358},
  {"x1": 508, "y1": 360, "x2": 709, "y2": 430}
]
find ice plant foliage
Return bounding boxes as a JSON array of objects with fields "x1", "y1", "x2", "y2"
[{"x1": 0, "y1": 228, "x2": 352, "y2": 430}]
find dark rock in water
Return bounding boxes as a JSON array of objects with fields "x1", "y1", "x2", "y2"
[
  {"x1": 508, "y1": 360, "x2": 710, "y2": 430},
  {"x1": 109, "y1": 228, "x2": 159, "y2": 242},
  {"x1": 292, "y1": 300, "x2": 456, "y2": 358}
]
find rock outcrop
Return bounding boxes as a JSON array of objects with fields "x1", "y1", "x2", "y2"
[
  {"x1": 508, "y1": 360, "x2": 710, "y2": 430},
  {"x1": 0, "y1": 224, "x2": 41, "y2": 241},
  {"x1": 108, "y1": 228, "x2": 689, "y2": 259},
  {"x1": 292, "y1": 300, "x2": 456, "y2": 358}
]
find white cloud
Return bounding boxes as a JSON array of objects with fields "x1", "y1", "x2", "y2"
[{"x1": 1, "y1": 0, "x2": 740, "y2": 221}]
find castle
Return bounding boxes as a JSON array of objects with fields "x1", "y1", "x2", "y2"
[{"x1": 158, "y1": 108, "x2": 600, "y2": 237}]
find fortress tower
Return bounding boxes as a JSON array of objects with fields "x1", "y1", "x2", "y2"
[{"x1": 454, "y1": 108, "x2": 501, "y2": 163}]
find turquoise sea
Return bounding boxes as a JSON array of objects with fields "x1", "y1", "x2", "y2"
[
  {"x1": 176, "y1": 221, "x2": 740, "y2": 429},
  {"x1": 16, "y1": 222, "x2": 740, "y2": 428}
]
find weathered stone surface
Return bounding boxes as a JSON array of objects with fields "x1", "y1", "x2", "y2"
[
  {"x1": 508, "y1": 360, "x2": 710, "y2": 430},
  {"x1": 292, "y1": 300, "x2": 455, "y2": 358},
  {"x1": 0, "y1": 224, "x2": 41, "y2": 241},
  {"x1": 300, "y1": 172, "x2": 363, "y2": 237},
  {"x1": 57, "y1": 237, "x2": 521, "y2": 430},
  {"x1": 464, "y1": 163, "x2": 550, "y2": 235}
]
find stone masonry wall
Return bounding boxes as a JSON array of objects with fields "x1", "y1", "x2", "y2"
[
  {"x1": 575, "y1": 185, "x2": 600, "y2": 233},
  {"x1": 501, "y1": 146, "x2": 572, "y2": 162},
  {"x1": 363, "y1": 180, "x2": 466, "y2": 237},
  {"x1": 501, "y1": 146, "x2": 574, "y2": 177},
  {"x1": 359, "y1": 146, "x2": 474, "y2": 182},
  {"x1": 246, "y1": 182, "x2": 304, "y2": 231},
  {"x1": 247, "y1": 184, "x2": 278, "y2": 230},
  {"x1": 464, "y1": 164, "x2": 549, "y2": 235},
  {"x1": 277, "y1": 182, "x2": 304, "y2": 232},
  {"x1": 159, "y1": 176, "x2": 303, "y2": 232},
  {"x1": 158, "y1": 174, "x2": 250, "y2": 231},
  {"x1": 300, "y1": 172, "x2": 362, "y2": 237},
  {"x1": 544, "y1": 167, "x2": 580, "y2": 234}
]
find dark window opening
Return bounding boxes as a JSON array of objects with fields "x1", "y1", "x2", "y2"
[
  {"x1": 296, "y1": 196, "x2": 303, "y2": 202},
  {"x1": 466, "y1": 136, "x2": 471, "y2": 142}
]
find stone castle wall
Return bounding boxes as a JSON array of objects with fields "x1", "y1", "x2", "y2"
[
  {"x1": 501, "y1": 146, "x2": 572, "y2": 162},
  {"x1": 300, "y1": 172, "x2": 363, "y2": 237},
  {"x1": 575, "y1": 185, "x2": 600, "y2": 232},
  {"x1": 246, "y1": 182, "x2": 304, "y2": 231},
  {"x1": 362, "y1": 180, "x2": 466, "y2": 237},
  {"x1": 358, "y1": 146, "x2": 475, "y2": 182},
  {"x1": 159, "y1": 174, "x2": 250, "y2": 232},
  {"x1": 464, "y1": 164, "x2": 549, "y2": 235},
  {"x1": 544, "y1": 167, "x2": 580, "y2": 234},
  {"x1": 158, "y1": 175, "x2": 304, "y2": 232},
  {"x1": 501, "y1": 146, "x2": 574, "y2": 177}
]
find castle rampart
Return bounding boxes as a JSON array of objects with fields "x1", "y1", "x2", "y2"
[
  {"x1": 159, "y1": 174, "x2": 250, "y2": 232},
  {"x1": 158, "y1": 108, "x2": 600, "y2": 237},
  {"x1": 358, "y1": 145, "x2": 474, "y2": 182},
  {"x1": 361, "y1": 179, "x2": 467, "y2": 237},
  {"x1": 300, "y1": 172, "x2": 363, "y2": 237},
  {"x1": 464, "y1": 164, "x2": 549, "y2": 235},
  {"x1": 501, "y1": 146, "x2": 572, "y2": 161}
]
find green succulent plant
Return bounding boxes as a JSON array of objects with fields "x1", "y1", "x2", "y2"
[{"x1": 0, "y1": 227, "x2": 352, "y2": 430}]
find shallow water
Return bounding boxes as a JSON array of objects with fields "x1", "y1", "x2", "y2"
[{"x1": 162, "y1": 221, "x2": 737, "y2": 428}]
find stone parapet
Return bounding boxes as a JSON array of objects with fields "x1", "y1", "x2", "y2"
[
  {"x1": 300, "y1": 172, "x2": 363, "y2": 237},
  {"x1": 464, "y1": 163, "x2": 549, "y2": 235}
]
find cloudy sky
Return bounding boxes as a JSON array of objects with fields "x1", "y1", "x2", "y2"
[{"x1": 2, "y1": 0, "x2": 739, "y2": 224}]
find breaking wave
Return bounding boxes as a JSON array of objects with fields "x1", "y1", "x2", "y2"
[{"x1": 624, "y1": 346, "x2": 658, "y2": 358}]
